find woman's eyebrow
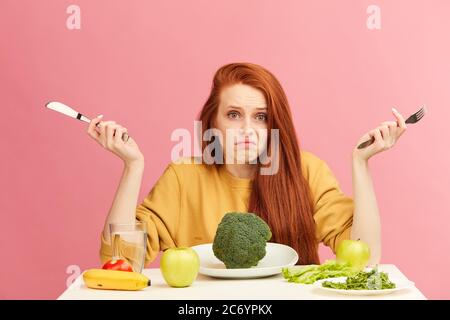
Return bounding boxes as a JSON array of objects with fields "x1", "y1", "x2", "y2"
[{"x1": 227, "y1": 105, "x2": 267, "y2": 110}]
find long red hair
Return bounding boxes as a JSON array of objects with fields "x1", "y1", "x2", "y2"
[{"x1": 198, "y1": 62, "x2": 319, "y2": 264}]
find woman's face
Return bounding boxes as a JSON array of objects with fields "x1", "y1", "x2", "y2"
[{"x1": 214, "y1": 83, "x2": 269, "y2": 164}]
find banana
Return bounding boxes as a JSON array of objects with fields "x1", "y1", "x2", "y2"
[{"x1": 83, "y1": 269, "x2": 151, "y2": 291}]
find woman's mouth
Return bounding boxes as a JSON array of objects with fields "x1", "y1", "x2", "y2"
[{"x1": 236, "y1": 140, "x2": 257, "y2": 149}]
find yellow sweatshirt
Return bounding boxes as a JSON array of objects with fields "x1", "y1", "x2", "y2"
[{"x1": 100, "y1": 151, "x2": 354, "y2": 265}]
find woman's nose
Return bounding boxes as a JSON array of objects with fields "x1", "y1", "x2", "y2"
[
  {"x1": 242, "y1": 117, "x2": 252, "y2": 130},
  {"x1": 239, "y1": 125, "x2": 255, "y2": 136}
]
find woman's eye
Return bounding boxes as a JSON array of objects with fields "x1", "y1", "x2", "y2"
[
  {"x1": 255, "y1": 113, "x2": 267, "y2": 121},
  {"x1": 227, "y1": 111, "x2": 240, "y2": 119}
]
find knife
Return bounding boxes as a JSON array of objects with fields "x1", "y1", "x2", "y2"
[{"x1": 45, "y1": 101, "x2": 130, "y2": 142}]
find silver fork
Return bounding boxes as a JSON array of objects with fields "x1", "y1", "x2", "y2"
[{"x1": 357, "y1": 106, "x2": 427, "y2": 149}]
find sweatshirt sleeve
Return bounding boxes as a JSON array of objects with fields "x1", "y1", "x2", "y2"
[
  {"x1": 303, "y1": 152, "x2": 354, "y2": 253},
  {"x1": 99, "y1": 163, "x2": 181, "y2": 266}
]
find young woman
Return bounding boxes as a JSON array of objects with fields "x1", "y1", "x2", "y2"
[{"x1": 87, "y1": 63, "x2": 406, "y2": 266}]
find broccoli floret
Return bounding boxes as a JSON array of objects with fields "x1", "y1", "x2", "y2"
[{"x1": 212, "y1": 212, "x2": 272, "y2": 269}]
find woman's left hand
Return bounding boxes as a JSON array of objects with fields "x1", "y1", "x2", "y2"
[{"x1": 353, "y1": 108, "x2": 407, "y2": 162}]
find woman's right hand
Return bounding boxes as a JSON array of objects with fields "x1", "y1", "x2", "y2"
[{"x1": 87, "y1": 115, "x2": 144, "y2": 166}]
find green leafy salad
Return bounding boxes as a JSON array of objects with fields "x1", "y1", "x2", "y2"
[
  {"x1": 322, "y1": 267, "x2": 396, "y2": 290},
  {"x1": 282, "y1": 260, "x2": 358, "y2": 284},
  {"x1": 282, "y1": 260, "x2": 396, "y2": 290}
]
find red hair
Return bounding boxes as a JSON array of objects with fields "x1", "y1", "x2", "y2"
[{"x1": 199, "y1": 62, "x2": 319, "y2": 264}]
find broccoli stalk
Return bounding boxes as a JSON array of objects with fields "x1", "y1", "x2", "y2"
[{"x1": 212, "y1": 212, "x2": 272, "y2": 269}]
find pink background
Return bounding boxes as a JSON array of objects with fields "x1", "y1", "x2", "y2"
[{"x1": 1, "y1": 0, "x2": 449, "y2": 299}]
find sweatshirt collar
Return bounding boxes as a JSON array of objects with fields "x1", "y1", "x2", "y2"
[{"x1": 218, "y1": 165, "x2": 253, "y2": 189}]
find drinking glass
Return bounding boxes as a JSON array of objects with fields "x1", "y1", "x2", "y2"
[{"x1": 109, "y1": 222, "x2": 147, "y2": 273}]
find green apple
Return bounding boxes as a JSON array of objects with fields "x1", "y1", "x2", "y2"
[
  {"x1": 336, "y1": 239, "x2": 371, "y2": 271},
  {"x1": 160, "y1": 247, "x2": 200, "y2": 287}
]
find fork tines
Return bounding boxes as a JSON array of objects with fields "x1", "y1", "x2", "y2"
[{"x1": 406, "y1": 106, "x2": 427, "y2": 124}]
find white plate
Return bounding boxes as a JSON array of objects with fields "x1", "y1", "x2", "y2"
[
  {"x1": 191, "y1": 242, "x2": 298, "y2": 279},
  {"x1": 314, "y1": 275, "x2": 415, "y2": 296}
]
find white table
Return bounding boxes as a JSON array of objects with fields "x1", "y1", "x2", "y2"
[{"x1": 58, "y1": 264, "x2": 426, "y2": 300}]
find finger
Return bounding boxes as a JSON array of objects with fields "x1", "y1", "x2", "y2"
[
  {"x1": 378, "y1": 124, "x2": 390, "y2": 141},
  {"x1": 106, "y1": 123, "x2": 120, "y2": 149},
  {"x1": 372, "y1": 129, "x2": 385, "y2": 149},
  {"x1": 365, "y1": 129, "x2": 377, "y2": 145},
  {"x1": 381, "y1": 121, "x2": 397, "y2": 128},
  {"x1": 87, "y1": 114, "x2": 103, "y2": 139},
  {"x1": 114, "y1": 126, "x2": 127, "y2": 145},
  {"x1": 387, "y1": 115, "x2": 405, "y2": 139},
  {"x1": 392, "y1": 108, "x2": 407, "y2": 130},
  {"x1": 94, "y1": 117, "x2": 106, "y2": 134},
  {"x1": 382, "y1": 121, "x2": 398, "y2": 140},
  {"x1": 98, "y1": 121, "x2": 116, "y2": 147}
]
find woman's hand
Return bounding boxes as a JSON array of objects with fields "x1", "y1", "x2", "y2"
[
  {"x1": 87, "y1": 115, "x2": 144, "y2": 166},
  {"x1": 353, "y1": 108, "x2": 407, "y2": 162}
]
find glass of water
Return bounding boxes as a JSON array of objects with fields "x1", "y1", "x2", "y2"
[{"x1": 109, "y1": 222, "x2": 147, "y2": 273}]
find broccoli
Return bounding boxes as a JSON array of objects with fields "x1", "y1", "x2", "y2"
[{"x1": 212, "y1": 212, "x2": 272, "y2": 269}]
